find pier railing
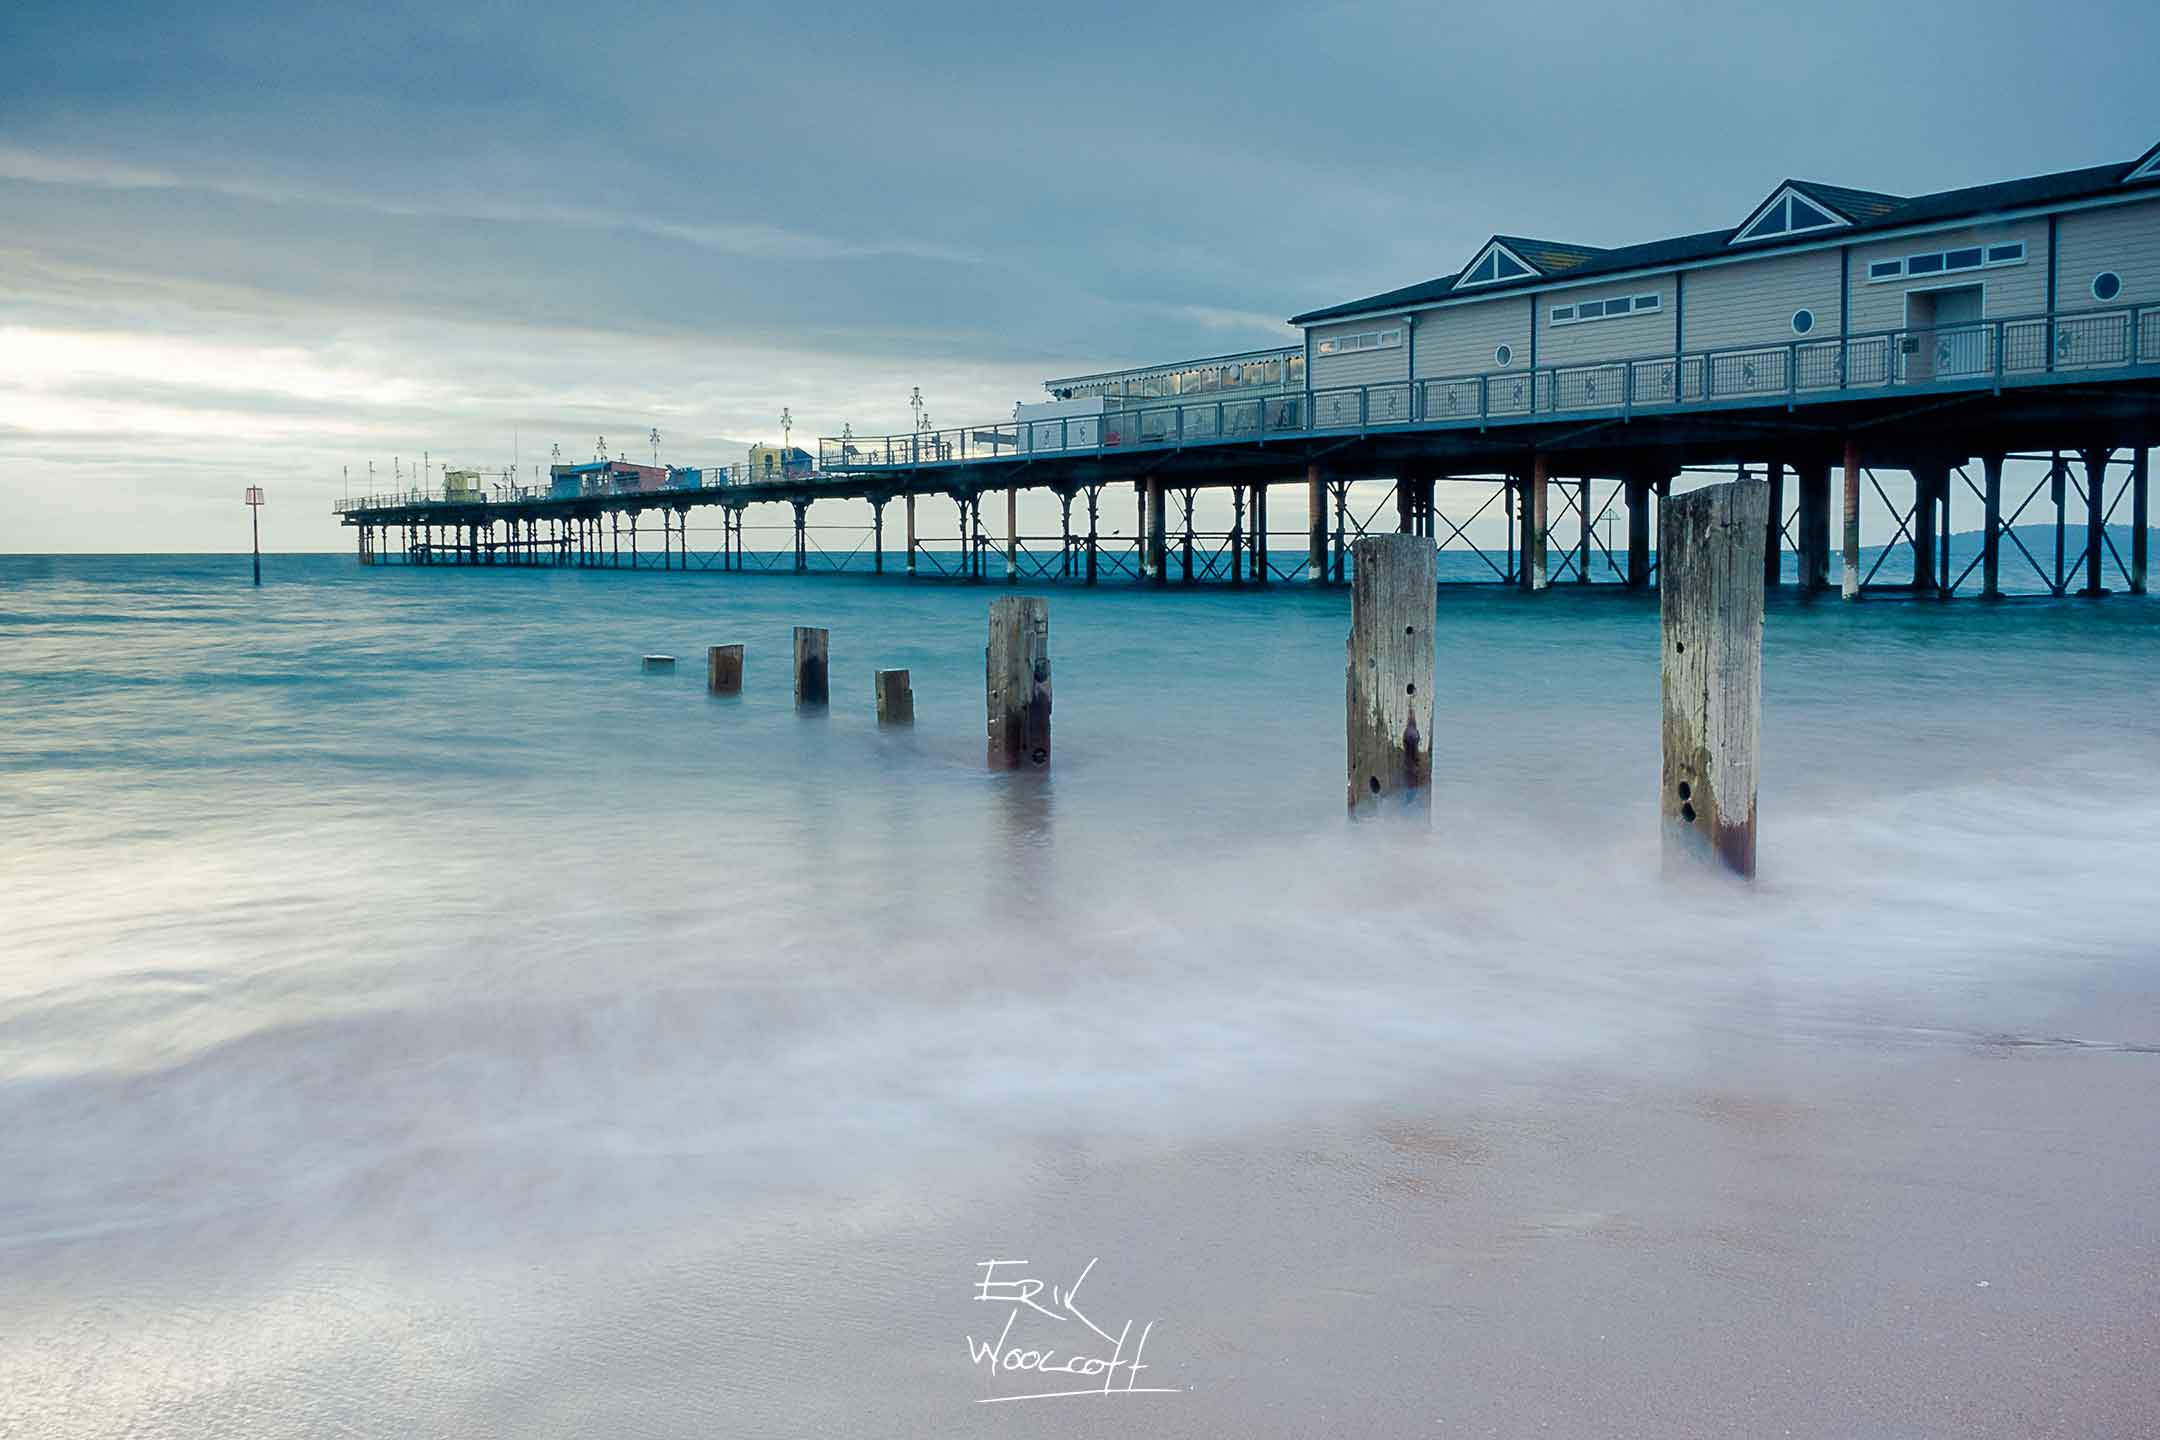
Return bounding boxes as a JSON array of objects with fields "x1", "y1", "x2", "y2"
[
  {"x1": 332, "y1": 460, "x2": 819, "y2": 515},
  {"x1": 819, "y1": 301, "x2": 2160, "y2": 471}
]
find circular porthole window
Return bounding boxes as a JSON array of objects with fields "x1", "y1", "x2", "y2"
[
  {"x1": 1792, "y1": 308, "x2": 1816, "y2": 336},
  {"x1": 2092, "y1": 271, "x2": 2122, "y2": 302},
  {"x1": 1494, "y1": 344, "x2": 1514, "y2": 367}
]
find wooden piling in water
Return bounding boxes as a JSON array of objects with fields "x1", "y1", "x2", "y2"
[
  {"x1": 985, "y1": 596, "x2": 1050, "y2": 770},
  {"x1": 1660, "y1": 480, "x2": 1768, "y2": 879},
  {"x1": 707, "y1": 644, "x2": 744, "y2": 694},
  {"x1": 793, "y1": 626, "x2": 829, "y2": 707},
  {"x1": 1346, "y1": 533, "x2": 1437, "y2": 818},
  {"x1": 875, "y1": 668, "x2": 913, "y2": 725}
]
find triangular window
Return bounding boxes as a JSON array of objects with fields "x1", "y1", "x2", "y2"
[
  {"x1": 2128, "y1": 143, "x2": 2160, "y2": 183},
  {"x1": 1457, "y1": 240, "x2": 1538, "y2": 289},
  {"x1": 1732, "y1": 186, "x2": 1850, "y2": 244}
]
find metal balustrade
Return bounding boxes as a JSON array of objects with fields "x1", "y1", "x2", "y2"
[
  {"x1": 337, "y1": 301, "x2": 2157, "y2": 519},
  {"x1": 820, "y1": 301, "x2": 2159, "y2": 473}
]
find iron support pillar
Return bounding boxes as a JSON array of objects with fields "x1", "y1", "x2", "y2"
[
  {"x1": 1526, "y1": 454, "x2": 1550, "y2": 591},
  {"x1": 1332, "y1": 480, "x2": 1348, "y2": 583},
  {"x1": 1085, "y1": 485, "x2": 1100, "y2": 585},
  {"x1": 1624, "y1": 477, "x2": 1650, "y2": 588},
  {"x1": 905, "y1": 493, "x2": 917, "y2": 577},
  {"x1": 792, "y1": 500, "x2": 808, "y2": 572},
  {"x1": 1764, "y1": 462, "x2": 1785, "y2": 588},
  {"x1": 1841, "y1": 438, "x2": 1862, "y2": 599},
  {"x1": 1178, "y1": 488, "x2": 1194, "y2": 584},
  {"x1": 2080, "y1": 449, "x2": 2110, "y2": 596},
  {"x1": 1059, "y1": 491, "x2": 1074, "y2": 579},
  {"x1": 2051, "y1": 453, "x2": 2067, "y2": 596},
  {"x1": 1230, "y1": 486, "x2": 1245, "y2": 585},
  {"x1": 1306, "y1": 463, "x2": 1326, "y2": 582},
  {"x1": 1576, "y1": 477, "x2": 1592, "y2": 583},
  {"x1": 1981, "y1": 455, "x2": 2004, "y2": 598},
  {"x1": 1796, "y1": 459, "x2": 1830, "y2": 592},
  {"x1": 1911, "y1": 463, "x2": 1945, "y2": 596},
  {"x1": 1252, "y1": 482, "x2": 1269, "y2": 585},
  {"x1": 1005, "y1": 482, "x2": 1018, "y2": 584},
  {"x1": 872, "y1": 499, "x2": 885, "y2": 573},
  {"x1": 1144, "y1": 475, "x2": 1166, "y2": 584},
  {"x1": 2132, "y1": 449, "x2": 2149, "y2": 595}
]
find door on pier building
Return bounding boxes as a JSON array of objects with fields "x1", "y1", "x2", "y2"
[{"x1": 1903, "y1": 284, "x2": 1986, "y2": 382}]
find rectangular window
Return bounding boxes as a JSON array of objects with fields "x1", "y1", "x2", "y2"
[
  {"x1": 1550, "y1": 291, "x2": 1663, "y2": 326},
  {"x1": 1315, "y1": 328, "x2": 1404, "y2": 357},
  {"x1": 1869, "y1": 242, "x2": 2027, "y2": 284}
]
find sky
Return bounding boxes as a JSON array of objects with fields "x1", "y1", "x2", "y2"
[{"x1": 2, "y1": 0, "x2": 2155, "y2": 552}]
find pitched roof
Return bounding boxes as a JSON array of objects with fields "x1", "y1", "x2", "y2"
[
  {"x1": 1788, "y1": 180, "x2": 1904, "y2": 222},
  {"x1": 1290, "y1": 152, "x2": 2156, "y2": 326},
  {"x1": 1492, "y1": 235, "x2": 1605, "y2": 273}
]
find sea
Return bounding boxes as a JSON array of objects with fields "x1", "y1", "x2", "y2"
[{"x1": 3, "y1": 551, "x2": 2156, "y2": 1438}]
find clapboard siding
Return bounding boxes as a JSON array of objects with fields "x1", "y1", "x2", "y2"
[
  {"x1": 1536, "y1": 275, "x2": 1681, "y2": 366},
  {"x1": 2055, "y1": 197, "x2": 2160, "y2": 308},
  {"x1": 1412, "y1": 296, "x2": 1533, "y2": 379},
  {"x1": 1846, "y1": 217, "x2": 2050, "y2": 331},
  {"x1": 1309, "y1": 318, "x2": 1409, "y2": 390},
  {"x1": 1681, "y1": 250, "x2": 1841, "y2": 351}
]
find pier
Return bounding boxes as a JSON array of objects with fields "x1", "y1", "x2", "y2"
[{"x1": 335, "y1": 301, "x2": 2157, "y2": 600}]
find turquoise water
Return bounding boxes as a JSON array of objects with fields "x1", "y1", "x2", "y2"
[{"x1": 3, "y1": 554, "x2": 2157, "y2": 1436}]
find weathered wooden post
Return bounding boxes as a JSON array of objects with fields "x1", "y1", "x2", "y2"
[
  {"x1": 793, "y1": 626, "x2": 829, "y2": 707},
  {"x1": 875, "y1": 668, "x2": 913, "y2": 725},
  {"x1": 707, "y1": 644, "x2": 744, "y2": 694},
  {"x1": 1660, "y1": 480, "x2": 1768, "y2": 878},
  {"x1": 985, "y1": 596, "x2": 1050, "y2": 770},
  {"x1": 1346, "y1": 534, "x2": 1437, "y2": 818}
]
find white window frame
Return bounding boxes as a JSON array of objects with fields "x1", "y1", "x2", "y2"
[
  {"x1": 1314, "y1": 327, "x2": 1405, "y2": 358},
  {"x1": 1792, "y1": 308, "x2": 1816, "y2": 336},
  {"x1": 1455, "y1": 240, "x2": 1540, "y2": 291},
  {"x1": 1731, "y1": 186, "x2": 1851, "y2": 246},
  {"x1": 1550, "y1": 292, "x2": 1662, "y2": 327},
  {"x1": 2092, "y1": 271, "x2": 2123, "y2": 303},
  {"x1": 1866, "y1": 240, "x2": 2025, "y2": 285}
]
